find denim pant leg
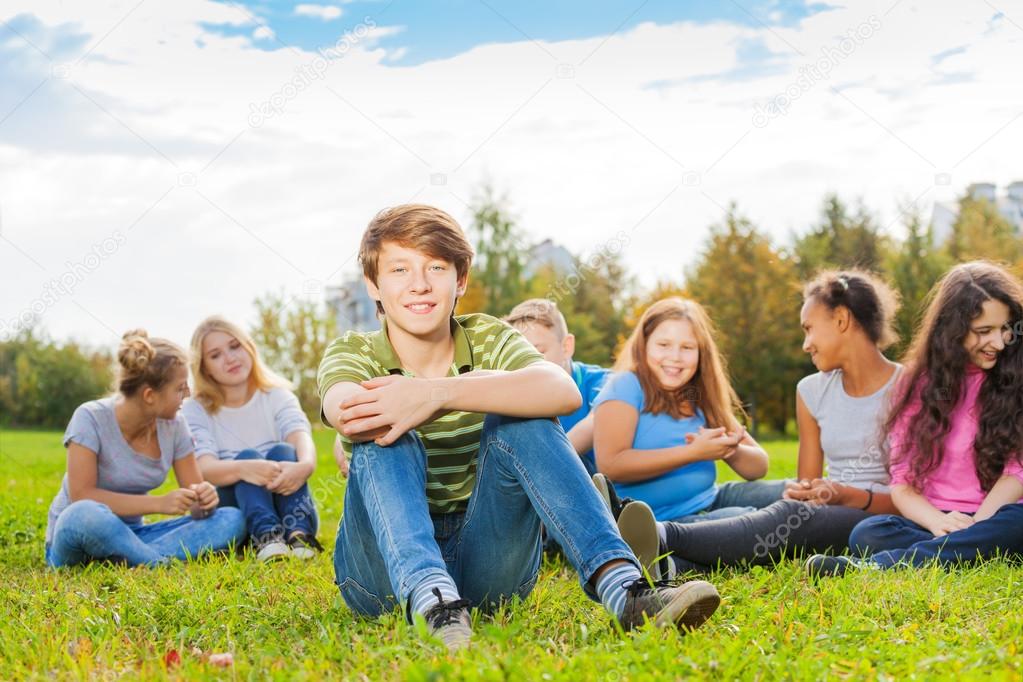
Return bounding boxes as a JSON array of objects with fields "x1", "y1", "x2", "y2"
[
  {"x1": 456, "y1": 415, "x2": 636, "y2": 602},
  {"x1": 46, "y1": 500, "x2": 165, "y2": 568},
  {"x1": 868, "y1": 504, "x2": 1023, "y2": 568},
  {"x1": 133, "y1": 508, "x2": 247, "y2": 561},
  {"x1": 332, "y1": 431, "x2": 450, "y2": 618},
  {"x1": 848, "y1": 514, "x2": 933, "y2": 557},
  {"x1": 228, "y1": 448, "x2": 282, "y2": 539},
  {"x1": 264, "y1": 443, "x2": 319, "y2": 537}
]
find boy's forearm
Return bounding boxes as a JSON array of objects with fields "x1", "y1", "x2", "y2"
[{"x1": 438, "y1": 364, "x2": 582, "y2": 417}]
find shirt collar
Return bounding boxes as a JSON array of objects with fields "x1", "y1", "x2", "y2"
[{"x1": 374, "y1": 317, "x2": 475, "y2": 375}]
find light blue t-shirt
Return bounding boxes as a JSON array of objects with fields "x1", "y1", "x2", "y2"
[{"x1": 592, "y1": 371, "x2": 716, "y2": 521}]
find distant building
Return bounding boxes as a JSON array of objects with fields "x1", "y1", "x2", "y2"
[
  {"x1": 324, "y1": 238, "x2": 577, "y2": 334},
  {"x1": 325, "y1": 274, "x2": 379, "y2": 333},
  {"x1": 932, "y1": 181, "x2": 1023, "y2": 243}
]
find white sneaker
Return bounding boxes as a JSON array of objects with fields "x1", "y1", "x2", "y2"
[{"x1": 255, "y1": 539, "x2": 292, "y2": 562}]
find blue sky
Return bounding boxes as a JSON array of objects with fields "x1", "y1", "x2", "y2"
[{"x1": 205, "y1": 0, "x2": 834, "y2": 65}]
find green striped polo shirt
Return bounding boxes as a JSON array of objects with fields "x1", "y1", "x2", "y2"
[{"x1": 317, "y1": 313, "x2": 544, "y2": 513}]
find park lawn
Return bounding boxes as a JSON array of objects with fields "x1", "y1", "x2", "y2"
[{"x1": 0, "y1": 429, "x2": 1020, "y2": 681}]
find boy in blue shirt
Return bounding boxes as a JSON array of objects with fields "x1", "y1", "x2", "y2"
[{"x1": 505, "y1": 299, "x2": 609, "y2": 475}]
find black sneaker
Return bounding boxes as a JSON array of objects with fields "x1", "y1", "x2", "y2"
[
  {"x1": 423, "y1": 588, "x2": 472, "y2": 652},
  {"x1": 287, "y1": 532, "x2": 324, "y2": 560},
  {"x1": 619, "y1": 577, "x2": 721, "y2": 632},
  {"x1": 592, "y1": 473, "x2": 633, "y2": 521},
  {"x1": 804, "y1": 554, "x2": 880, "y2": 579}
]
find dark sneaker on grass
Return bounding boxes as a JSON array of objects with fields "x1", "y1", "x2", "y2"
[
  {"x1": 287, "y1": 532, "x2": 323, "y2": 560},
  {"x1": 592, "y1": 473, "x2": 633, "y2": 521},
  {"x1": 804, "y1": 554, "x2": 880, "y2": 579},
  {"x1": 423, "y1": 588, "x2": 472, "y2": 652},
  {"x1": 619, "y1": 578, "x2": 720, "y2": 632},
  {"x1": 617, "y1": 501, "x2": 664, "y2": 580}
]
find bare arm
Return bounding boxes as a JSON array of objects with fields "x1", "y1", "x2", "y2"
[
  {"x1": 440, "y1": 363, "x2": 581, "y2": 416},
  {"x1": 974, "y1": 476, "x2": 1023, "y2": 522},
  {"x1": 720, "y1": 429, "x2": 769, "y2": 481},
  {"x1": 284, "y1": 429, "x2": 317, "y2": 474},
  {"x1": 67, "y1": 442, "x2": 189, "y2": 516},
  {"x1": 795, "y1": 392, "x2": 824, "y2": 480},
  {"x1": 593, "y1": 401, "x2": 714, "y2": 482},
  {"x1": 566, "y1": 413, "x2": 595, "y2": 456},
  {"x1": 891, "y1": 484, "x2": 974, "y2": 536}
]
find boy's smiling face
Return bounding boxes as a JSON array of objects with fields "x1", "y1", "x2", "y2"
[{"x1": 366, "y1": 241, "x2": 466, "y2": 336}]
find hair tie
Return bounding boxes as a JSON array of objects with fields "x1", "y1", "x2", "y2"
[{"x1": 837, "y1": 275, "x2": 849, "y2": 291}]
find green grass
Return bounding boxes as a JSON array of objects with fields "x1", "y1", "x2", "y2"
[{"x1": 1, "y1": 429, "x2": 1021, "y2": 681}]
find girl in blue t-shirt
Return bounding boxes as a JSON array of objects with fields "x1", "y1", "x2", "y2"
[{"x1": 593, "y1": 297, "x2": 777, "y2": 523}]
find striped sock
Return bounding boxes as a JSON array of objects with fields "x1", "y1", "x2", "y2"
[
  {"x1": 409, "y1": 573, "x2": 461, "y2": 617},
  {"x1": 595, "y1": 562, "x2": 643, "y2": 618}
]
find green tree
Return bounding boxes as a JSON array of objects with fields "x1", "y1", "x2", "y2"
[
  {"x1": 794, "y1": 195, "x2": 888, "y2": 278},
  {"x1": 251, "y1": 293, "x2": 337, "y2": 421},
  {"x1": 465, "y1": 185, "x2": 528, "y2": 317},
  {"x1": 884, "y1": 205, "x2": 950, "y2": 358},
  {"x1": 945, "y1": 192, "x2": 1021, "y2": 264},
  {"x1": 0, "y1": 327, "x2": 112, "y2": 428},
  {"x1": 686, "y1": 205, "x2": 806, "y2": 435}
]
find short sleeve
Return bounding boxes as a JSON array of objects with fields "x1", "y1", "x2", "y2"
[
  {"x1": 181, "y1": 399, "x2": 219, "y2": 458},
  {"x1": 592, "y1": 371, "x2": 644, "y2": 412},
  {"x1": 796, "y1": 373, "x2": 823, "y2": 420},
  {"x1": 492, "y1": 324, "x2": 544, "y2": 371},
  {"x1": 271, "y1": 388, "x2": 311, "y2": 439},
  {"x1": 171, "y1": 413, "x2": 195, "y2": 461},
  {"x1": 317, "y1": 332, "x2": 380, "y2": 426},
  {"x1": 63, "y1": 404, "x2": 102, "y2": 452}
]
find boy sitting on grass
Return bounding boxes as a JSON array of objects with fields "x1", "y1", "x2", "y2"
[
  {"x1": 505, "y1": 298, "x2": 610, "y2": 476},
  {"x1": 318, "y1": 204, "x2": 721, "y2": 651}
]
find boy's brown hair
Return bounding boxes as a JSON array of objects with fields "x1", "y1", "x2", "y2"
[
  {"x1": 504, "y1": 298, "x2": 569, "y2": 340},
  {"x1": 359, "y1": 204, "x2": 475, "y2": 286}
]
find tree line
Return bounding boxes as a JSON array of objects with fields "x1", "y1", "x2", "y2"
[{"x1": 2, "y1": 187, "x2": 1018, "y2": 434}]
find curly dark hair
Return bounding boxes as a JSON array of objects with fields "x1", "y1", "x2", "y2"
[{"x1": 884, "y1": 261, "x2": 1023, "y2": 492}]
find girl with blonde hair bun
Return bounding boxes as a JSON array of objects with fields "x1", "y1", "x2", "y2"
[{"x1": 45, "y1": 329, "x2": 245, "y2": 568}]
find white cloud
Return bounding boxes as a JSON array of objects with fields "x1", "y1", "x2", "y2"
[
  {"x1": 253, "y1": 25, "x2": 275, "y2": 40},
  {"x1": 293, "y1": 4, "x2": 343, "y2": 21},
  {"x1": 0, "y1": 1, "x2": 1020, "y2": 350}
]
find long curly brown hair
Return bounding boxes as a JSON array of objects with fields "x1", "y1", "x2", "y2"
[{"x1": 884, "y1": 261, "x2": 1023, "y2": 492}]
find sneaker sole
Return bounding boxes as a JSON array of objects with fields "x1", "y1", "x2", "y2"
[
  {"x1": 256, "y1": 542, "x2": 292, "y2": 563},
  {"x1": 617, "y1": 501, "x2": 661, "y2": 580},
  {"x1": 592, "y1": 474, "x2": 613, "y2": 516},
  {"x1": 290, "y1": 547, "x2": 316, "y2": 560},
  {"x1": 653, "y1": 580, "x2": 721, "y2": 632}
]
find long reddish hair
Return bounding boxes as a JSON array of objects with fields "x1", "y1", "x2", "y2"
[{"x1": 615, "y1": 297, "x2": 744, "y2": 429}]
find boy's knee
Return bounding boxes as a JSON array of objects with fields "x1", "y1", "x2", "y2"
[
  {"x1": 483, "y1": 414, "x2": 558, "y2": 442},
  {"x1": 265, "y1": 443, "x2": 298, "y2": 463},
  {"x1": 350, "y1": 432, "x2": 425, "y2": 471}
]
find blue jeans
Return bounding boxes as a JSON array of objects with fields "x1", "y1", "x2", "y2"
[
  {"x1": 670, "y1": 479, "x2": 787, "y2": 523},
  {"x1": 849, "y1": 504, "x2": 1023, "y2": 568},
  {"x1": 45, "y1": 499, "x2": 246, "y2": 568},
  {"x1": 333, "y1": 415, "x2": 636, "y2": 617},
  {"x1": 218, "y1": 443, "x2": 319, "y2": 540}
]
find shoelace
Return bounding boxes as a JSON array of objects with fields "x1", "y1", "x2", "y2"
[
  {"x1": 426, "y1": 587, "x2": 471, "y2": 627},
  {"x1": 290, "y1": 534, "x2": 324, "y2": 552},
  {"x1": 623, "y1": 576, "x2": 674, "y2": 596}
]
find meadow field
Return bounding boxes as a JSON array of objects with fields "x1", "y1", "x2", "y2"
[{"x1": 0, "y1": 429, "x2": 1020, "y2": 680}]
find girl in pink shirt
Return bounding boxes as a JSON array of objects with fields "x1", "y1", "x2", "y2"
[{"x1": 808, "y1": 261, "x2": 1023, "y2": 576}]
